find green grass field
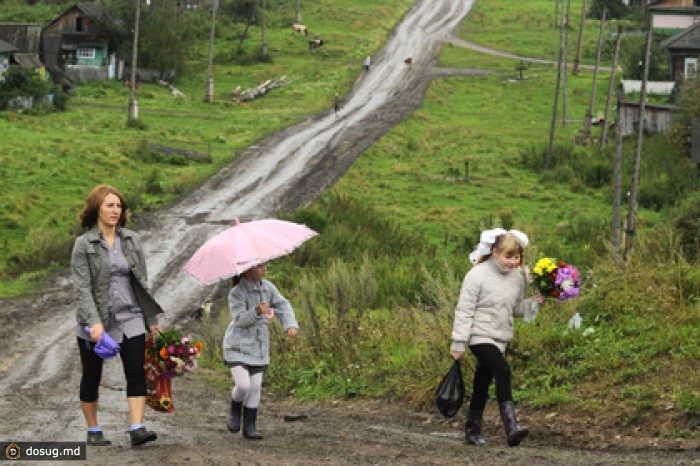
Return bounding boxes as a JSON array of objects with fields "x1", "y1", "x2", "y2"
[{"x1": 1, "y1": 0, "x2": 698, "y2": 431}]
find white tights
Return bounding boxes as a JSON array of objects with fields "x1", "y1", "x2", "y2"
[{"x1": 230, "y1": 366, "x2": 263, "y2": 408}]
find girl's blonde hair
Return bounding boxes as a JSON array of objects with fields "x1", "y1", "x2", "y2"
[{"x1": 477, "y1": 232, "x2": 525, "y2": 266}]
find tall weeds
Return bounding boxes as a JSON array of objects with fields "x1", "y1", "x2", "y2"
[{"x1": 195, "y1": 195, "x2": 698, "y2": 428}]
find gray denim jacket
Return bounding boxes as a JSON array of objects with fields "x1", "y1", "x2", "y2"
[{"x1": 70, "y1": 226, "x2": 163, "y2": 328}]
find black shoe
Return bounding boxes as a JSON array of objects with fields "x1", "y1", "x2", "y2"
[
  {"x1": 499, "y1": 401, "x2": 529, "y2": 447},
  {"x1": 243, "y1": 407, "x2": 263, "y2": 440},
  {"x1": 130, "y1": 427, "x2": 157, "y2": 447},
  {"x1": 464, "y1": 408, "x2": 486, "y2": 446},
  {"x1": 86, "y1": 431, "x2": 111, "y2": 446},
  {"x1": 227, "y1": 399, "x2": 243, "y2": 433}
]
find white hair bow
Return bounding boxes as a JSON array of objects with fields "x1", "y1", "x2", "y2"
[{"x1": 469, "y1": 228, "x2": 529, "y2": 264}]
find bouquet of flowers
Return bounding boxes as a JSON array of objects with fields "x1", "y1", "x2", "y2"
[
  {"x1": 145, "y1": 328, "x2": 204, "y2": 413},
  {"x1": 149, "y1": 328, "x2": 204, "y2": 378},
  {"x1": 530, "y1": 257, "x2": 581, "y2": 303}
]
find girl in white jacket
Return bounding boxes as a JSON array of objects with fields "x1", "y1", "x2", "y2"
[{"x1": 450, "y1": 229, "x2": 544, "y2": 447}]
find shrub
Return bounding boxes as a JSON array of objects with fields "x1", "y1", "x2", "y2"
[
  {"x1": 51, "y1": 86, "x2": 69, "y2": 111},
  {"x1": 126, "y1": 118, "x2": 148, "y2": 130},
  {"x1": 7, "y1": 226, "x2": 73, "y2": 273},
  {"x1": 145, "y1": 169, "x2": 164, "y2": 194},
  {"x1": 0, "y1": 67, "x2": 53, "y2": 111},
  {"x1": 670, "y1": 192, "x2": 700, "y2": 262},
  {"x1": 588, "y1": 0, "x2": 628, "y2": 20}
]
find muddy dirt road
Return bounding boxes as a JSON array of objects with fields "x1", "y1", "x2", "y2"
[{"x1": 1, "y1": 0, "x2": 698, "y2": 464}]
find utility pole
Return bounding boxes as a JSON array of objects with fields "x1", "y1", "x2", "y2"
[
  {"x1": 601, "y1": 26, "x2": 623, "y2": 149},
  {"x1": 612, "y1": 86, "x2": 623, "y2": 254},
  {"x1": 546, "y1": 0, "x2": 566, "y2": 169},
  {"x1": 583, "y1": 7, "x2": 606, "y2": 143},
  {"x1": 260, "y1": 0, "x2": 267, "y2": 57},
  {"x1": 624, "y1": 25, "x2": 653, "y2": 260},
  {"x1": 205, "y1": 0, "x2": 218, "y2": 103},
  {"x1": 128, "y1": 0, "x2": 142, "y2": 121},
  {"x1": 562, "y1": 0, "x2": 571, "y2": 127},
  {"x1": 295, "y1": 0, "x2": 302, "y2": 24},
  {"x1": 573, "y1": 0, "x2": 586, "y2": 75}
]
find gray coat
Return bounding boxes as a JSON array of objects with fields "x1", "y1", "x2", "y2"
[
  {"x1": 71, "y1": 226, "x2": 162, "y2": 328},
  {"x1": 223, "y1": 277, "x2": 298, "y2": 366}
]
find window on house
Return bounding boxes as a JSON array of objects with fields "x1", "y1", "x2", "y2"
[
  {"x1": 76, "y1": 17, "x2": 84, "y2": 32},
  {"x1": 77, "y1": 48, "x2": 95, "y2": 60},
  {"x1": 685, "y1": 57, "x2": 698, "y2": 78}
]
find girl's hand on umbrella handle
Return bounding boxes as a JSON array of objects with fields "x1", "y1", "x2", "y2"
[
  {"x1": 451, "y1": 351, "x2": 463, "y2": 361},
  {"x1": 89, "y1": 323, "x2": 104, "y2": 342},
  {"x1": 286, "y1": 327, "x2": 298, "y2": 337},
  {"x1": 255, "y1": 302, "x2": 270, "y2": 316}
]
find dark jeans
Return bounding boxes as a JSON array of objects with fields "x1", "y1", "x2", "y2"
[
  {"x1": 78, "y1": 334, "x2": 146, "y2": 402},
  {"x1": 468, "y1": 343, "x2": 513, "y2": 411}
]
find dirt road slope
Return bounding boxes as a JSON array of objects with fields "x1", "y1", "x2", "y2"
[{"x1": 1, "y1": 0, "x2": 698, "y2": 463}]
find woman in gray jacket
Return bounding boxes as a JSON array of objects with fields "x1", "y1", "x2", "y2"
[
  {"x1": 223, "y1": 263, "x2": 298, "y2": 440},
  {"x1": 71, "y1": 184, "x2": 163, "y2": 447},
  {"x1": 450, "y1": 229, "x2": 544, "y2": 447}
]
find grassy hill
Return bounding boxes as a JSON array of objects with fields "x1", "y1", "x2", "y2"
[{"x1": 1, "y1": 0, "x2": 697, "y2": 438}]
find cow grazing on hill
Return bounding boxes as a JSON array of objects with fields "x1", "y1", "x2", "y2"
[
  {"x1": 404, "y1": 57, "x2": 412, "y2": 65},
  {"x1": 292, "y1": 23, "x2": 308, "y2": 36},
  {"x1": 309, "y1": 39, "x2": 325, "y2": 50}
]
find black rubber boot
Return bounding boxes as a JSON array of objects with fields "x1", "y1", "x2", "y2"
[
  {"x1": 129, "y1": 426, "x2": 157, "y2": 447},
  {"x1": 242, "y1": 407, "x2": 263, "y2": 440},
  {"x1": 499, "y1": 401, "x2": 529, "y2": 447},
  {"x1": 464, "y1": 408, "x2": 486, "y2": 446},
  {"x1": 86, "y1": 431, "x2": 111, "y2": 446},
  {"x1": 227, "y1": 399, "x2": 243, "y2": 433}
]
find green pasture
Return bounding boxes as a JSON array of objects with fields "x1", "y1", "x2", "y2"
[
  {"x1": 0, "y1": 0, "x2": 415, "y2": 292},
  {"x1": 1, "y1": 0, "x2": 698, "y2": 433},
  {"x1": 459, "y1": 0, "x2": 632, "y2": 62},
  {"x1": 333, "y1": 46, "x2": 628, "y2": 262}
]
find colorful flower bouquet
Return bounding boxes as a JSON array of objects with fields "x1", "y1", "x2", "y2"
[
  {"x1": 149, "y1": 328, "x2": 204, "y2": 378},
  {"x1": 145, "y1": 328, "x2": 204, "y2": 413},
  {"x1": 530, "y1": 257, "x2": 581, "y2": 303}
]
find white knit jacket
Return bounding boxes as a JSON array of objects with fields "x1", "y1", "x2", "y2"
[{"x1": 450, "y1": 257, "x2": 535, "y2": 353}]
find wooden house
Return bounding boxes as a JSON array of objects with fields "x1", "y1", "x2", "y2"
[
  {"x1": 0, "y1": 22, "x2": 42, "y2": 55},
  {"x1": 661, "y1": 22, "x2": 700, "y2": 80},
  {"x1": 648, "y1": 0, "x2": 700, "y2": 34},
  {"x1": 42, "y1": 2, "x2": 119, "y2": 83}
]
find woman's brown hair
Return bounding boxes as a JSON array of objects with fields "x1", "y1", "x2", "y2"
[{"x1": 77, "y1": 184, "x2": 130, "y2": 230}]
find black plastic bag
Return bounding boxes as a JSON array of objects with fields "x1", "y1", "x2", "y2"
[{"x1": 435, "y1": 359, "x2": 465, "y2": 418}]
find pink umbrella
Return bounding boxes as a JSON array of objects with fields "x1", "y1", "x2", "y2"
[{"x1": 183, "y1": 218, "x2": 318, "y2": 285}]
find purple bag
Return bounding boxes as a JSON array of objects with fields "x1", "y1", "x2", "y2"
[{"x1": 84, "y1": 326, "x2": 121, "y2": 359}]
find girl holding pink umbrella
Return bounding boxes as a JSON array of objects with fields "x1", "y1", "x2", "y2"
[
  {"x1": 182, "y1": 217, "x2": 315, "y2": 439},
  {"x1": 223, "y1": 263, "x2": 299, "y2": 440}
]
